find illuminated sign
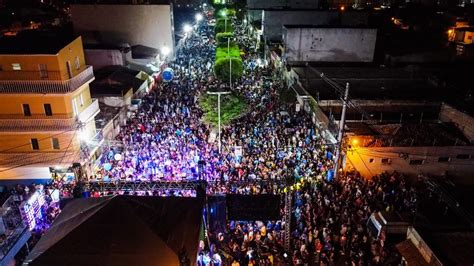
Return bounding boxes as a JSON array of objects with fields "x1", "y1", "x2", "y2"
[{"x1": 19, "y1": 190, "x2": 46, "y2": 231}]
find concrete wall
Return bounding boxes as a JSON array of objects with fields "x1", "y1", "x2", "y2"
[
  {"x1": 439, "y1": 103, "x2": 474, "y2": 144},
  {"x1": 406, "y1": 227, "x2": 442, "y2": 266},
  {"x1": 71, "y1": 5, "x2": 174, "y2": 55},
  {"x1": 284, "y1": 27, "x2": 377, "y2": 62},
  {"x1": 248, "y1": 0, "x2": 319, "y2": 9},
  {"x1": 263, "y1": 10, "x2": 368, "y2": 41},
  {"x1": 84, "y1": 49, "x2": 125, "y2": 70},
  {"x1": 346, "y1": 145, "x2": 474, "y2": 179}
]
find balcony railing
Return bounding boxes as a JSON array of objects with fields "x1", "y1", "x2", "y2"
[
  {"x1": 0, "y1": 113, "x2": 77, "y2": 132},
  {"x1": 78, "y1": 99, "x2": 100, "y2": 123},
  {"x1": 0, "y1": 151, "x2": 80, "y2": 167},
  {"x1": 0, "y1": 66, "x2": 94, "y2": 94}
]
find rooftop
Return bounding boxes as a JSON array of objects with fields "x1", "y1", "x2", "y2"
[
  {"x1": 95, "y1": 103, "x2": 122, "y2": 130},
  {"x1": 0, "y1": 30, "x2": 76, "y2": 55},
  {"x1": 416, "y1": 229, "x2": 474, "y2": 265},
  {"x1": 347, "y1": 122, "x2": 470, "y2": 147},
  {"x1": 283, "y1": 25, "x2": 375, "y2": 29},
  {"x1": 90, "y1": 65, "x2": 144, "y2": 96},
  {"x1": 292, "y1": 65, "x2": 474, "y2": 115}
]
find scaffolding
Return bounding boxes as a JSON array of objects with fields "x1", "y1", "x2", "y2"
[
  {"x1": 283, "y1": 191, "x2": 292, "y2": 252},
  {"x1": 85, "y1": 180, "x2": 207, "y2": 194}
]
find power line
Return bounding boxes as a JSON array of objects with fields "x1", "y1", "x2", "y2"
[
  {"x1": 0, "y1": 128, "x2": 76, "y2": 154},
  {"x1": 305, "y1": 64, "x2": 372, "y2": 120}
]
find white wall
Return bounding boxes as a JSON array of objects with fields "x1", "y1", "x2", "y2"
[
  {"x1": 264, "y1": 10, "x2": 368, "y2": 41},
  {"x1": 346, "y1": 145, "x2": 474, "y2": 179},
  {"x1": 0, "y1": 167, "x2": 51, "y2": 180},
  {"x1": 284, "y1": 27, "x2": 377, "y2": 62},
  {"x1": 71, "y1": 4, "x2": 174, "y2": 55}
]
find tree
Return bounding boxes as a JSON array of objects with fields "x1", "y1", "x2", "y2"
[{"x1": 214, "y1": 57, "x2": 243, "y2": 81}]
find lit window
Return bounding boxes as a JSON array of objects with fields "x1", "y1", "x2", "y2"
[{"x1": 12, "y1": 63, "x2": 21, "y2": 71}]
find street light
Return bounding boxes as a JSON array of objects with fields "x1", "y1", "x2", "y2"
[
  {"x1": 221, "y1": 10, "x2": 228, "y2": 32},
  {"x1": 207, "y1": 91, "x2": 231, "y2": 153},
  {"x1": 195, "y1": 13, "x2": 203, "y2": 22},
  {"x1": 183, "y1": 24, "x2": 193, "y2": 34},
  {"x1": 161, "y1": 46, "x2": 170, "y2": 56}
]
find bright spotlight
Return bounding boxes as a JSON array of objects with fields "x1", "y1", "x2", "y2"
[
  {"x1": 161, "y1": 46, "x2": 170, "y2": 56},
  {"x1": 183, "y1": 24, "x2": 193, "y2": 33},
  {"x1": 78, "y1": 130, "x2": 88, "y2": 141},
  {"x1": 195, "y1": 13, "x2": 203, "y2": 22}
]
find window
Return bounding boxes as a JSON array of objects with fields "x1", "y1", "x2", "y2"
[
  {"x1": 381, "y1": 158, "x2": 391, "y2": 165},
  {"x1": 52, "y1": 138, "x2": 60, "y2": 150},
  {"x1": 72, "y1": 98, "x2": 78, "y2": 116},
  {"x1": 75, "y1": 56, "x2": 80, "y2": 70},
  {"x1": 80, "y1": 94, "x2": 84, "y2": 107},
  {"x1": 22, "y1": 104, "x2": 31, "y2": 116},
  {"x1": 438, "y1": 157, "x2": 450, "y2": 162},
  {"x1": 31, "y1": 138, "x2": 39, "y2": 150},
  {"x1": 44, "y1": 104, "x2": 52, "y2": 116},
  {"x1": 409, "y1": 159, "x2": 424, "y2": 165},
  {"x1": 12, "y1": 63, "x2": 21, "y2": 71},
  {"x1": 456, "y1": 154, "x2": 470, "y2": 160},
  {"x1": 369, "y1": 158, "x2": 374, "y2": 163},
  {"x1": 38, "y1": 64, "x2": 48, "y2": 79}
]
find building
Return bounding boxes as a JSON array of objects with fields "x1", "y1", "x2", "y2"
[
  {"x1": 70, "y1": 2, "x2": 175, "y2": 61},
  {"x1": 282, "y1": 64, "x2": 474, "y2": 180},
  {"x1": 0, "y1": 31, "x2": 99, "y2": 183},
  {"x1": 247, "y1": 0, "x2": 320, "y2": 9},
  {"x1": 396, "y1": 227, "x2": 474, "y2": 265},
  {"x1": 259, "y1": 10, "x2": 369, "y2": 42},
  {"x1": 83, "y1": 43, "x2": 131, "y2": 71},
  {"x1": 90, "y1": 65, "x2": 150, "y2": 141},
  {"x1": 283, "y1": 26, "x2": 377, "y2": 63}
]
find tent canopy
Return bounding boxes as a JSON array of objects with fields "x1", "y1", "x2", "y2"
[{"x1": 24, "y1": 196, "x2": 203, "y2": 266}]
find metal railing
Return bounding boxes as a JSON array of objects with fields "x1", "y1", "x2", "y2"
[
  {"x1": 0, "y1": 66, "x2": 94, "y2": 94},
  {"x1": 0, "y1": 112, "x2": 77, "y2": 131},
  {"x1": 78, "y1": 99, "x2": 100, "y2": 123},
  {"x1": 0, "y1": 150, "x2": 80, "y2": 167}
]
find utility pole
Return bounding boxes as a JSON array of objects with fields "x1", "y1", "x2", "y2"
[
  {"x1": 334, "y1": 83, "x2": 349, "y2": 180},
  {"x1": 207, "y1": 91, "x2": 231, "y2": 153}
]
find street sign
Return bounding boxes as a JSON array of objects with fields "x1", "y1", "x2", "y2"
[{"x1": 162, "y1": 67, "x2": 174, "y2": 82}]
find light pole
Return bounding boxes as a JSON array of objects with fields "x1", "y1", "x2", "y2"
[
  {"x1": 227, "y1": 37, "x2": 233, "y2": 90},
  {"x1": 207, "y1": 91, "x2": 231, "y2": 153},
  {"x1": 221, "y1": 10, "x2": 227, "y2": 32},
  {"x1": 334, "y1": 83, "x2": 349, "y2": 180}
]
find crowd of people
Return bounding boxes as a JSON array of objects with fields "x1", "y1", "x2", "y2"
[
  {"x1": 289, "y1": 171, "x2": 419, "y2": 265},
  {"x1": 0, "y1": 10, "x2": 429, "y2": 266}
]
